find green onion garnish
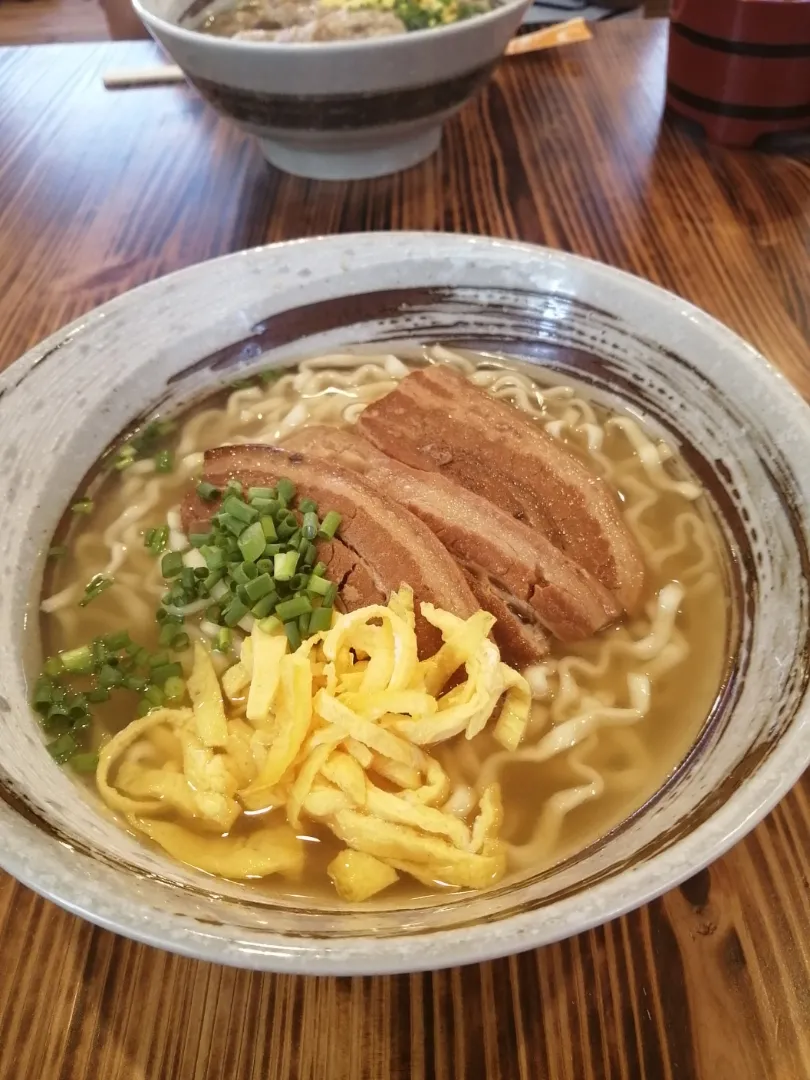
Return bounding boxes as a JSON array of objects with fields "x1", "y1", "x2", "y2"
[
  {"x1": 213, "y1": 628, "x2": 233, "y2": 653},
  {"x1": 277, "y1": 478, "x2": 296, "y2": 504},
  {"x1": 238, "y1": 520, "x2": 266, "y2": 563},
  {"x1": 222, "y1": 598, "x2": 249, "y2": 627},
  {"x1": 79, "y1": 574, "x2": 112, "y2": 607},
  {"x1": 197, "y1": 481, "x2": 220, "y2": 502},
  {"x1": 161, "y1": 551, "x2": 184, "y2": 578},
  {"x1": 273, "y1": 550, "x2": 299, "y2": 581},
  {"x1": 60, "y1": 645, "x2": 94, "y2": 674},
  {"x1": 275, "y1": 594, "x2": 312, "y2": 622},
  {"x1": 48, "y1": 546, "x2": 67, "y2": 560},
  {"x1": 308, "y1": 606, "x2": 333, "y2": 633},
  {"x1": 71, "y1": 499, "x2": 94, "y2": 515},
  {"x1": 319, "y1": 511, "x2": 342, "y2": 539},
  {"x1": 71, "y1": 752, "x2": 99, "y2": 774},
  {"x1": 302, "y1": 512, "x2": 319, "y2": 540},
  {"x1": 284, "y1": 621, "x2": 302, "y2": 650},
  {"x1": 145, "y1": 525, "x2": 169, "y2": 556}
]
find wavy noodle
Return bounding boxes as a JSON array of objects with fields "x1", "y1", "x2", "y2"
[{"x1": 42, "y1": 344, "x2": 727, "y2": 885}]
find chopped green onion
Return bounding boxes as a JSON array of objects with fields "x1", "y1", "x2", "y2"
[
  {"x1": 275, "y1": 595, "x2": 312, "y2": 622},
  {"x1": 312, "y1": 561, "x2": 327, "y2": 577},
  {"x1": 213, "y1": 628, "x2": 233, "y2": 653},
  {"x1": 244, "y1": 573, "x2": 275, "y2": 604},
  {"x1": 164, "y1": 676, "x2": 186, "y2": 703},
  {"x1": 197, "y1": 481, "x2": 220, "y2": 502},
  {"x1": 158, "y1": 622, "x2": 180, "y2": 647},
  {"x1": 298, "y1": 612, "x2": 310, "y2": 636},
  {"x1": 319, "y1": 511, "x2": 342, "y2": 539},
  {"x1": 301, "y1": 512, "x2": 319, "y2": 540},
  {"x1": 251, "y1": 594, "x2": 277, "y2": 619},
  {"x1": 277, "y1": 518, "x2": 297, "y2": 541},
  {"x1": 43, "y1": 657, "x2": 63, "y2": 678},
  {"x1": 223, "y1": 496, "x2": 258, "y2": 525},
  {"x1": 301, "y1": 542, "x2": 317, "y2": 567},
  {"x1": 161, "y1": 551, "x2": 184, "y2": 578},
  {"x1": 322, "y1": 582, "x2": 338, "y2": 607},
  {"x1": 99, "y1": 663, "x2": 124, "y2": 688},
  {"x1": 248, "y1": 487, "x2": 275, "y2": 502},
  {"x1": 71, "y1": 499, "x2": 94, "y2": 515},
  {"x1": 277, "y1": 478, "x2": 295, "y2": 504},
  {"x1": 219, "y1": 513, "x2": 247, "y2": 538},
  {"x1": 71, "y1": 752, "x2": 99, "y2": 774},
  {"x1": 136, "y1": 700, "x2": 152, "y2": 718},
  {"x1": 79, "y1": 574, "x2": 113, "y2": 607},
  {"x1": 202, "y1": 546, "x2": 225, "y2": 571},
  {"x1": 251, "y1": 498, "x2": 279, "y2": 516},
  {"x1": 284, "y1": 621, "x2": 302, "y2": 651},
  {"x1": 124, "y1": 675, "x2": 148, "y2": 693},
  {"x1": 298, "y1": 498, "x2": 317, "y2": 514},
  {"x1": 145, "y1": 685, "x2": 165, "y2": 707},
  {"x1": 104, "y1": 631, "x2": 130, "y2": 651},
  {"x1": 33, "y1": 678, "x2": 54, "y2": 710},
  {"x1": 47, "y1": 546, "x2": 67, "y2": 560},
  {"x1": 189, "y1": 533, "x2": 210, "y2": 549},
  {"x1": 222, "y1": 597, "x2": 249, "y2": 627},
  {"x1": 258, "y1": 615, "x2": 283, "y2": 635},
  {"x1": 273, "y1": 550, "x2": 299, "y2": 581},
  {"x1": 224, "y1": 480, "x2": 243, "y2": 498},
  {"x1": 87, "y1": 687, "x2": 111, "y2": 704},
  {"x1": 114, "y1": 445, "x2": 137, "y2": 471},
  {"x1": 260, "y1": 516, "x2": 277, "y2": 541},
  {"x1": 308, "y1": 606, "x2": 333, "y2": 633},
  {"x1": 60, "y1": 645, "x2": 95, "y2": 674},
  {"x1": 205, "y1": 604, "x2": 222, "y2": 624},
  {"x1": 149, "y1": 651, "x2": 170, "y2": 668},
  {"x1": 264, "y1": 543, "x2": 283, "y2": 558},
  {"x1": 171, "y1": 633, "x2": 190, "y2": 652},
  {"x1": 48, "y1": 733, "x2": 77, "y2": 764},
  {"x1": 155, "y1": 450, "x2": 174, "y2": 473},
  {"x1": 307, "y1": 574, "x2": 332, "y2": 597},
  {"x1": 151, "y1": 662, "x2": 182, "y2": 686},
  {"x1": 145, "y1": 525, "x2": 170, "y2": 555},
  {"x1": 238, "y1": 520, "x2": 266, "y2": 563}
]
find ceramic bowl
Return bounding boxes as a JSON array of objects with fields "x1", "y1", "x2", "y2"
[
  {"x1": 1, "y1": 233, "x2": 809, "y2": 975},
  {"x1": 132, "y1": 0, "x2": 530, "y2": 180}
]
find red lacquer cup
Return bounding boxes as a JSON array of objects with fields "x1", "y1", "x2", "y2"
[{"x1": 666, "y1": 0, "x2": 810, "y2": 147}]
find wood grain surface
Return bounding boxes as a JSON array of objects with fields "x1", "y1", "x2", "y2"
[{"x1": 0, "y1": 22, "x2": 809, "y2": 1080}]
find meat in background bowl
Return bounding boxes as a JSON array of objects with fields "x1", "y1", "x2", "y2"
[
  {"x1": 131, "y1": 0, "x2": 530, "y2": 180},
  {"x1": 1, "y1": 233, "x2": 810, "y2": 974}
]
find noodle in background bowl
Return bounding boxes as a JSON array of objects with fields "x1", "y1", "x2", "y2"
[
  {"x1": 132, "y1": 0, "x2": 530, "y2": 180},
  {"x1": 0, "y1": 232, "x2": 809, "y2": 974}
]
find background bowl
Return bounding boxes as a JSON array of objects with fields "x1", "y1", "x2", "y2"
[
  {"x1": 1, "y1": 232, "x2": 809, "y2": 975},
  {"x1": 132, "y1": 0, "x2": 530, "y2": 180}
]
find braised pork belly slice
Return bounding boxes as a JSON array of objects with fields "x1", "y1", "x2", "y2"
[
  {"x1": 284, "y1": 426, "x2": 622, "y2": 663},
  {"x1": 356, "y1": 364, "x2": 645, "y2": 613},
  {"x1": 181, "y1": 444, "x2": 478, "y2": 656}
]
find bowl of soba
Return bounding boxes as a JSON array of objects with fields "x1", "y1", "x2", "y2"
[
  {"x1": 131, "y1": 0, "x2": 529, "y2": 179},
  {"x1": 1, "y1": 232, "x2": 809, "y2": 975}
]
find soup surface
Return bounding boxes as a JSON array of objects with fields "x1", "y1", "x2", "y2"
[
  {"x1": 36, "y1": 348, "x2": 731, "y2": 903},
  {"x1": 188, "y1": 0, "x2": 496, "y2": 42}
]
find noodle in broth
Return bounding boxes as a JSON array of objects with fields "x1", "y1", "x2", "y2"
[{"x1": 39, "y1": 347, "x2": 729, "y2": 898}]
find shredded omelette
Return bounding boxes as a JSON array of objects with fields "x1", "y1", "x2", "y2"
[{"x1": 96, "y1": 587, "x2": 530, "y2": 900}]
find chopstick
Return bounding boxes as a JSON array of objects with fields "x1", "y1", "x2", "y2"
[
  {"x1": 102, "y1": 16, "x2": 591, "y2": 89},
  {"x1": 103, "y1": 64, "x2": 185, "y2": 89},
  {"x1": 505, "y1": 17, "x2": 592, "y2": 56}
]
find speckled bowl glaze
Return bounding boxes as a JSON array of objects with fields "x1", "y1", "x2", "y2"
[
  {"x1": 0, "y1": 233, "x2": 809, "y2": 975},
  {"x1": 132, "y1": 0, "x2": 529, "y2": 180}
]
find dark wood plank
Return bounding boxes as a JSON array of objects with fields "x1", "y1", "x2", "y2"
[{"x1": 0, "y1": 23, "x2": 808, "y2": 1080}]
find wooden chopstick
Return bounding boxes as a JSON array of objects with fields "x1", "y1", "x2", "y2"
[
  {"x1": 102, "y1": 17, "x2": 592, "y2": 89},
  {"x1": 103, "y1": 65, "x2": 185, "y2": 89}
]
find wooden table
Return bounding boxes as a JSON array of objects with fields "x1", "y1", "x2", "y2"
[{"x1": 1, "y1": 22, "x2": 809, "y2": 1080}]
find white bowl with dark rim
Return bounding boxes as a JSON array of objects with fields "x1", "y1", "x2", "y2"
[
  {"x1": 132, "y1": 0, "x2": 530, "y2": 180},
  {"x1": 1, "y1": 233, "x2": 809, "y2": 975}
]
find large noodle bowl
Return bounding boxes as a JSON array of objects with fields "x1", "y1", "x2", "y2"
[{"x1": 37, "y1": 348, "x2": 728, "y2": 901}]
